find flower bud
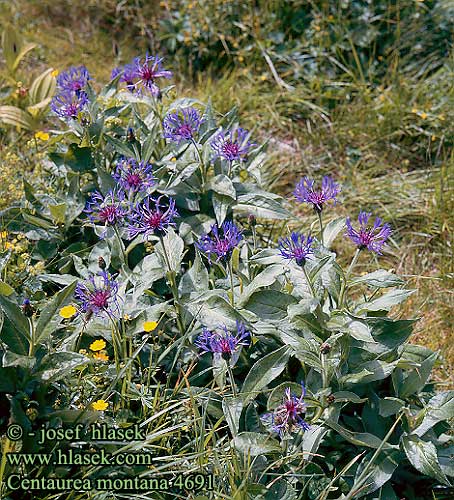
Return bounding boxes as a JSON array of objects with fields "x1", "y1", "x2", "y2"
[
  {"x1": 320, "y1": 342, "x2": 331, "y2": 354},
  {"x1": 98, "y1": 256, "x2": 107, "y2": 270},
  {"x1": 22, "y1": 298, "x2": 34, "y2": 317},
  {"x1": 327, "y1": 394, "x2": 335, "y2": 405}
]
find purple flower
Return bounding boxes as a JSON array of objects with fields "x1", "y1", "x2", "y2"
[
  {"x1": 195, "y1": 322, "x2": 250, "y2": 359},
  {"x1": 262, "y1": 384, "x2": 310, "y2": 437},
  {"x1": 294, "y1": 176, "x2": 341, "y2": 212},
  {"x1": 51, "y1": 90, "x2": 88, "y2": 120},
  {"x1": 113, "y1": 158, "x2": 155, "y2": 193},
  {"x1": 346, "y1": 211, "x2": 392, "y2": 254},
  {"x1": 278, "y1": 232, "x2": 314, "y2": 266},
  {"x1": 56, "y1": 66, "x2": 90, "y2": 94},
  {"x1": 75, "y1": 271, "x2": 120, "y2": 319},
  {"x1": 211, "y1": 127, "x2": 254, "y2": 162},
  {"x1": 127, "y1": 196, "x2": 179, "y2": 239},
  {"x1": 85, "y1": 189, "x2": 129, "y2": 228},
  {"x1": 163, "y1": 107, "x2": 203, "y2": 144},
  {"x1": 196, "y1": 221, "x2": 243, "y2": 263}
]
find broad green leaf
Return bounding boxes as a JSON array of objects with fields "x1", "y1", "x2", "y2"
[
  {"x1": 233, "y1": 432, "x2": 281, "y2": 456},
  {"x1": 332, "y1": 391, "x2": 368, "y2": 403},
  {"x1": 413, "y1": 391, "x2": 454, "y2": 437},
  {"x1": 0, "y1": 280, "x2": 14, "y2": 296},
  {"x1": 326, "y1": 420, "x2": 395, "y2": 449},
  {"x1": 355, "y1": 289, "x2": 415, "y2": 313},
  {"x1": 29, "y1": 68, "x2": 57, "y2": 105},
  {"x1": 212, "y1": 192, "x2": 232, "y2": 226},
  {"x1": 222, "y1": 396, "x2": 243, "y2": 436},
  {"x1": 184, "y1": 291, "x2": 243, "y2": 330},
  {"x1": 105, "y1": 134, "x2": 137, "y2": 159},
  {"x1": 207, "y1": 174, "x2": 236, "y2": 198},
  {"x1": 340, "y1": 360, "x2": 397, "y2": 386},
  {"x1": 322, "y1": 217, "x2": 346, "y2": 248},
  {"x1": 155, "y1": 228, "x2": 184, "y2": 273},
  {"x1": 49, "y1": 203, "x2": 67, "y2": 224},
  {"x1": 241, "y1": 345, "x2": 290, "y2": 403},
  {"x1": 245, "y1": 290, "x2": 297, "y2": 320},
  {"x1": 0, "y1": 105, "x2": 35, "y2": 130},
  {"x1": 235, "y1": 193, "x2": 292, "y2": 220},
  {"x1": 35, "y1": 281, "x2": 77, "y2": 343},
  {"x1": 351, "y1": 269, "x2": 404, "y2": 289},
  {"x1": 178, "y1": 252, "x2": 209, "y2": 296},
  {"x1": 0, "y1": 296, "x2": 30, "y2": 355},
  {"x1": 379, "y1": 397, "x2": 405, "y2": 417},
  {"x1": 352, "y1": 450, "x2": 401, "y2": 496},
  {"x1": 37, "y1": 352, "x2": 90, "y2": 382},
  {"x1": 402, "y1": 435, "x2": 450, "y2": 485},
  {"x1": 398, "y1": 351, "x2": 438, "y2": 398}
]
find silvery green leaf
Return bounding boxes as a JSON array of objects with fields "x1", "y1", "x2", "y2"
[
  {"x1": 355, "y1": 289, "x2": 415, "y2": 313},
  {"x1": 88, "y1": 240, "x2": 111, "y2": 273},
  {"x1": 398, "y1": 351, "x2": 438, "y2": 398},
  {"x1": 239, "y1": 264, "x2": 285, "y2": 305},
  {"x1": 155, "y1": 228, "x2": 184, "y2": 273},
  {"x1": 223, "y1": 396, "x2": 243, "y2": 436},
  {"x1": 352, "y1": 450, "x2": 401, "y2": 496},
  {"x1": 351, "y1": 269, "x2": 405, "y2": 288},
  {"x1": 233, "y1": 432, "x2": 281, "y2": 456},
  {"x1": 413, "y1": 391, "x2": 454, "y2": 437},
  {"x1": 402, "y1": 435, "x2": 450, "y2": 485},
  {"x1": 179, "y1": 252, "x2": 209, "y2": 296},
  {"x1": 322, "y1": 217, "x2": 346, "y2": 248},
  {"x1": 245, "y1": 290, "x2": 298, "y2": 321},
  {"x1": 207, "y1": 174, "x2": 236, "y2": 198}
]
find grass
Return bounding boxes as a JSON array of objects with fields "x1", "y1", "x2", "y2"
[{"x1": 1, "y1": 0, "x2": 452, "y2": 387}]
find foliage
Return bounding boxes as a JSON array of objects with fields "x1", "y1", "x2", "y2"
[{"x1": 0, "y1": 61, "x2": 452, "y2": 500}]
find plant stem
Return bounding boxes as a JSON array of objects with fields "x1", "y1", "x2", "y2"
[
  {"x1": 226, "y1": 360, "x2": 237, "y2": 398},
  {"x1": 339, "y1": 247, "x2": 362, "y2": 307},
  {"x1": 191, "y1": 138, "x2": 205, "y2": 189},
  {"x1": 28, "y1": 317, "x2": 35, "y2": 357},
  {"x1": 317, "y1": 210, "x2": 324, "y2": 246},
  {"x1": 113, "y1": 225, "x2": 127, "y2": 266},
  {"x1": 228, "y1": 258, "x2": 235, "y2": 307}
]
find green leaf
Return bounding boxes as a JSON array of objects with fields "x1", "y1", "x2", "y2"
[
  {"x1": 241, "y1": 345, "x2": 291, "y2": 403},
  {"x1": 245, "y1": 290, "x2": 297, "y2": 320},
  {"x1": 49, "y1": 203, "x2": 67, "y2": 225},
  {"x1": 355, "y1": 289, "x2": 415, "y2": 313},
  {"x1": 379, "y1": 397, "x2": 405, "y2": 418},
  {"x1": 155, "y1": 228, "x2": 184, "y2": 273},
  {"x1": 332, "y1": 391, "x2": 368, "y2": 403},
  {"x1": 326, "y1": 420, "x2": 395, "y2": 449},
  {"x1": 207, "y1": 174, "x2": 236, "y2": 198},
  {"x1": 178, "y1": 252, "x2": 208, "y2": 296},
  {"x1": 402, "y1": 435, "x2": 450, "y2": 485},
  {"x1": 398, "y1": 351, "x2": 438, "y2": 398},
  {"x1": 322, "y1": 217, "x2": 346, "y2": 248},
  {"x1": 233, "y1": 432, "x2": 281, "y2": 456},
  {"x1": 222, "y1": 396, "x2": 243, "y2": 436},
  {"x1": 0, "y1": 105, "x2": 35, "y2": 130},
  {"x1": 352, "y1": 450, "x2": 401, "y2": 496},
  {"x1": 235, "y1": 193, "x2": 292, "y2": 219},
  {"x1": 0, "y1": 280, "x2": 14, "y2": 296},
  {"x1": 37, "y1": 352, "x2": 89, "y2": 383},
  {"x1": 413, "y1": 391, "x2": 454, "y2": 437},
  {"x1": 212, "y1": 192, "x2": 232, "y2": 226},
  {"x1": 350, "y1": 269, "x2": 404, "y2": 288},
  {"x1": 35, "y1": 282, "x2": 77, "y2": 344},
  {"x1": 105, "y1": 134, "x2": 137, "y2": 159},
  {"x1": 340, "y1": 360, "x2": 397, "y2": 386},
  {"x1": 29, "y1": 68, "x2": 57, "y2": 105},
  {"x1": 184, "y1": 291, "x2": 243, "y2": 330},
  {"x1": 0, "y1": 296, "x2": 30, "y2": 355}
]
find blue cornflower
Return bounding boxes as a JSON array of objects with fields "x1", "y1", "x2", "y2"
[
  {"x1": 127, "y1": 196, "x2": 179, "y2": 239},
  {"x1": 85, "y1": 189, "x2": 129, "y2": 229},
  {"x1": 294, "y1": 176, "x2": 341, "y2": 212},
  {"x1": 211, "y1": 127, "x2": 254, "y2": 162},
  {"x1": 56, "y1": 66, "x2": 90, "y2": 94},
  {"x1": 75, "y1": 271, "x2": 120, "y2": 319},
  {"x1": 278, "y1": 232, "x2": 314, "y2": 266},
  {"x1": 163, "y1": 107, "x2": 203, "y2": 144},
  {"x1": 195, "y1": 322, "x2": 250, "y2": 360},
  {"x1": 196, "y1": 221, "x2": 243, "y2": 263},
  {"x1": 262, "y1": 384, "x2": 310, "y2": 437},
  {"x1": 51, "y1": 90, "x2": 88, "y2": 120},
  {"x1": 113, "y1": 158, "x2": 155, "y2": 193},
  {"x1": 346, "y1": 211, "x2": 392, "y2": 254}
]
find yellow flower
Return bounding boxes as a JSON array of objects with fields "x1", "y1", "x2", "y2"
[
  {"x1": 51, "y1": 69, "x2": 59, "y2": 77},
  {"x1": 171, "y1": 157, "x2": 177, "y2": 162},
  {"x1": 59, "y1": 304, "x2": 77, "y2": 319},
  {"x1": 0, "y1": 231, "x2": 7, "y2": 239},
  {"x1": 260, "y1": 74, "x2": 267, "y2": 81},
  {"x1": 378, "y1": 94, "x2": 385, "y2": 102},
  {"x1": 420, "y1": 112, "x2": 428, "y2": 119},
  {"x1": 93, "y1": 351, "x2": 109, "y2": 362},
  {"x1": 438, "y1": 114, "x2": 445, "y2": 121},
  {"x1": 123, "y1": 313, "x2": 131, "y2": 321},
  {"x1": 411, "y1": 108, "x2": 418, "y2": 114},
  {"x1": 90, "y1": 339, "x2": 107, "y2": 351},
  {"x1": 143, "y1": 321, "x2": 158, "y2": 332},
  {"x1": 92, "y1": 399, "x2": 108, "y2": 411},
  {"x1": 238, "y1": 55, "x2": 244, "y2": 63},
  {"x1": 34, "y1": 131, "x2": 50, "y2": 141}
]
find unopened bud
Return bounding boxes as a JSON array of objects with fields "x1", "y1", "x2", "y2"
[
  {"x1": 22, "y1": 298, "x2": 34, "y2": 317},
  {"x1": 248, "y1": 214, "x2": 257, "y2": 226},
  {"x1": 327, "y1": 394, "x2": 335, "y2": 405},
  {"x1": 98, "y1": 256, "x2": 107, "y2": 270},
  {"x1": 320, "y1": 342, "x2": 331, "y2": 354}
]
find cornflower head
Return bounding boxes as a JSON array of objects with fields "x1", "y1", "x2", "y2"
[
  {"x1": 75, "y1": 271, "x2": 120, "y2": 319},
  {"x1": 85, "y1": 189, "x2": 129, "y2": 231},
  {"x1": 346, "y1": 211, "x2": 392, "y2": 254},
  {"x1": 119, "y1": 54, "x2": 172, "y2": 96},
  {"x1": 51, "y1": 90, "x2": 88, "y2": 120},
  {"x1": 211, "y1": 127, "x2": 254, "y2": 162},
  {"x1": 113, "y1": 158, "x2": 155, "y2": 194},
  {"x1": 278, "y1": 232, "x2": 314, "y2": 266},
  {"x1": 294, "y1": 176, "x2": 341, "y2": 212},
  {"x1": 196, "y1": 221, "x2": 243, "y2": 263},
  {"x1": 262, "y1": 384, "x2": 310, "y2": 437},
  {"x1": 127, "y1": 196, "x2": 179, "y2": 239},
  {"x1": 56, "y1": 66, "x2": 90, "y2": 94},
  {"x1": 195, "y1": 321, "x2": 250, "y2": 362},
  {"x1": 163, "y1": 107, "x2": 203, "y2": 144}
]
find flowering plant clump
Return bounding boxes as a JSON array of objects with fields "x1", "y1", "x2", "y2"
[{"x1": 0, "y1": 54, "x2": 452, "y2": 500}]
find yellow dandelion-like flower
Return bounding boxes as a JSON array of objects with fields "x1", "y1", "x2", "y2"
[
  {"x1": 59, "y1": 304, "x2": 77, "y2": 319},
  {"x1": 420, "y1": 112, "x2": 428, "y2": 119},
  {"x1": 171, "y1": 157, "x2": 177, "y2": 162},
  {"x1": 90, "y1": 339, "x2": 107, "y2": 352},
  {"x1": 93, "y1": 351, "x2": 109, "y2": 362},
  {"x1": 143, "y1": 321, "x2": 158, "y2": 332},
  {"x1": 238, "y1": 55, "x2": 244, "y2": 63},
  {"x1": 51, "y1": 69, "x2": 59, "y2": 77},
  {"x1": 260, "y1": 74, "x2": 267, "y2": 81},
  {"x1": 1, "y1": 231, "x2": 7, "y2": 239},
  {"x1": 35, "y1": 131, "x2": 50, "y2": 141},
  {"x1": 92, "y1": 400, "x2": 108, "y2": 411},
  {"x1": 411, "y1": 108, "x2": 418, "y2": 114}
]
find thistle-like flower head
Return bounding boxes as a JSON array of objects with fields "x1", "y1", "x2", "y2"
[
  {"x1": 127, "y1": 196, "x2": 179, "y2": 239},
  {"x1": 346, "y1": 211, "x2": 392, "y2": 254},
  {"x1": 278, "y1": 232, "x2": 314, "y2": 266},
  {"x1": 85, "y1": 189, "x2": 129, "y2": 228},
  {"x1": 75, "y1": 271, "x2": 120, "y2": 319},
  {"x1": 211, "y1": 127, "x2": 254, "y2": 162},
  {"x1": 196, "y1": 221, "x2": 243, "y2": 263},
  {"x1": 113, "y1": 158, "x2": 155, "y2": 193},
  {"x1": 195, "y1": 321, "x2": 250, "y2": 360},
  {"x1": 294, "y1": 176, "x2": 341, "y2": 212},
  {"x1": 51, "y1": 90, "x2": 88, "y2": 120},
  {"x1": 56, "y1": 66, "x2": 90, "y2": 94},
  {"x1": 163, "y1": 107, "x2": 203, "y2": 144}
]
